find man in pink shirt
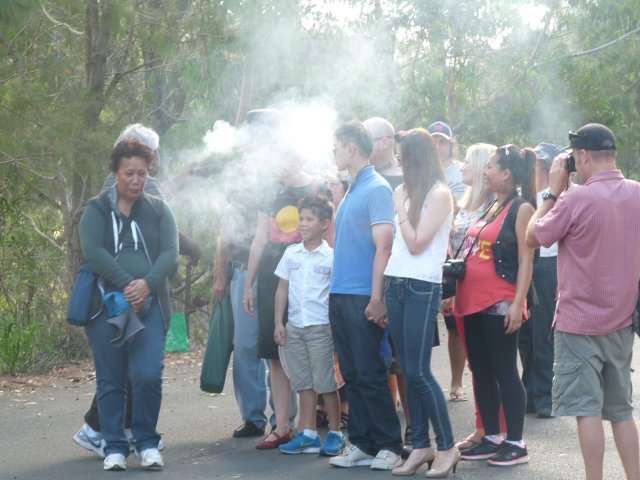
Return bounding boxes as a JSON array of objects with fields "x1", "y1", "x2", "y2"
[{"x1": 525, "y1": 123, "x2": 640, "y2": 480}]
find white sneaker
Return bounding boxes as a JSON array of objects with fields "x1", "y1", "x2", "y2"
[
  {"x1": 371, "y1": 449, "x2": 402, "y2": 470},
  {"x1": 126, "y1": 429, "x2": 165, "y2": 452},
  {"x1": 329, "y1": 444, "x2": 374, "y2": 468},
  {"x1": 138, "y1": 448, "x2": 164, "y2": 470},
  {"x1": 73, "y1": 423, "x2": 106, "y2": 458},
  {"x1": 103, "y1": 453, "x2": 126, "y2": 471}
]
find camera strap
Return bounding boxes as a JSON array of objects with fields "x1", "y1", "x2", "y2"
[{"x1": 455, "y1": 190, "x2": 518, "y2": 263}]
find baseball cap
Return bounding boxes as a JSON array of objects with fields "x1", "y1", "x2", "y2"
[
  {"x1": 568, "y1": 123, "x2": 616, "y2": 151},
  {"x1": 427, "y1": 121, "x2": 452, "y2": 140},
  {"x1": 534, "y1": 142, "x2": 562, "y2": 171}
]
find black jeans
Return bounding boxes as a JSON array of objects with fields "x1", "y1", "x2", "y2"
[
  {"x1": 518, "y1": 257, "x2": 557, "y2": 412},
  {"x1": 329, "y1": 294, "x2": 402, "y2": 455},
  {"x1": 464, "y1": 311, "x2": 526, "y2": 441}
]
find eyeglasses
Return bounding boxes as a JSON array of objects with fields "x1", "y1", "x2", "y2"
[{"x1": 374, "y1": 135, "x2": 393, "y2": 141}]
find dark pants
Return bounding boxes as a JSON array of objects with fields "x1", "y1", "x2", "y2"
[
  {"x1": 329, "y1": 294, "x2": 402, "y2": 456},
  {"x1": 464, "y1": 311, "x2": 526, "y2": 441},
  {"x1": 518, "y1": 256, "x2": 557, "y2": 412}
]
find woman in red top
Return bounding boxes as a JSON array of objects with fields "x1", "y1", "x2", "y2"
[{"x1": 454, "y1": 145, "x2": 536, "y2": 467}]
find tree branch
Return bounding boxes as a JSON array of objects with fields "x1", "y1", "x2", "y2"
[
  {"x1": 21, "y1": 212, "x2": 65, "y2": 254},
  {"x1": 41, "y1": 3, "x2": 83, "y2": 35}
]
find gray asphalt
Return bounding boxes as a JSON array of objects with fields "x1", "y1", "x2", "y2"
[{"x1": 1, "y1": 319, "x2": 638, "y2": 479}]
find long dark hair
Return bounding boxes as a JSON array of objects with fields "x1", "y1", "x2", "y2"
[
  {"x1": 395, "y1": 128, "x2": 445, "y2": 227},
  {"x1": 495, "y1": 144, "x2": 537, "y2": 208}
]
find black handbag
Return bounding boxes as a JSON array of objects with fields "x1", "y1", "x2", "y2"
[{"x1": 66, "y1": 264, "x2": 103, "y2": 326}]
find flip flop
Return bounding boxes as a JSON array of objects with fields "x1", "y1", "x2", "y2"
[{"x1": 449, "y1": 390, "x2": 468, "y2": 402}]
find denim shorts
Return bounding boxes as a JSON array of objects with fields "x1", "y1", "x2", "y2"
[{"x1": 552, "y1": 327, "x2": 634, "y2": 422}]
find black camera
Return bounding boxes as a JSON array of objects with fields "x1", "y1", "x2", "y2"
[
  {"x1": 566, "y1": 152, "x2": 576, "y2": 173},
  {"x1": 442, "y1": 258, "x2": 466, "y2": 281}
]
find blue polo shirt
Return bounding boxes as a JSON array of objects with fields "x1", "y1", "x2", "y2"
[{"x1": 331, "y1": 165, "x2": 394, "y2": 295}]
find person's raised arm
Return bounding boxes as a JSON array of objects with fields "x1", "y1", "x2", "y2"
[
  {"x1": 526, "y1": 154, "x2": 569, "y2": 248},
  {"x1": 394, "y1": 184, "x2": 453, "y2": 255},
  {"x1": 365, "y1": 222, "x2": 394, "y2": 327},
  {"x1": 242, "y1": 211, "x2": 269, "y2": 316}
]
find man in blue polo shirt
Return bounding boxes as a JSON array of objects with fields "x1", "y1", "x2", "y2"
[{"x1": 328, "y1": 121, "x2": 403, "y2": 470}]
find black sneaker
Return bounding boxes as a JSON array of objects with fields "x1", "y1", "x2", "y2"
[
  {"x1": 232, "y1": 422, "x2": 265, "y2": 438},
  {"x1": 460, "y1": 437, "x2": 503, "y2": 460},
  {"x1": 487, "y1": 442, "x2": 529, "y2": 466}
]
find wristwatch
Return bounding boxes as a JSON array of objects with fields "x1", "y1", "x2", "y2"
[{"x1": 542, "y1": 191, "x2": 558, "y2": 202}]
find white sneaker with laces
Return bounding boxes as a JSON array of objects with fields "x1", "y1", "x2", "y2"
[
  {"x1": 73, "y1": 423, "x2": 106, "y2": 458},
  {"x1": 103, "y1": 453, "x2": 126, "y2": 471},
  {"x1": 138, "y1": 448, "x2": 164, "y2": 470},
  {"x1": 371, "y1": 449, "x2": 402, "y2": 470},
  {"x1": 329, "y1": 444, "x2": 374, "y2": 468}
]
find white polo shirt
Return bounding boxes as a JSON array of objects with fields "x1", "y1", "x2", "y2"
[{"x1": 274, "y1": 240, "x2": 333, "y2": 328}]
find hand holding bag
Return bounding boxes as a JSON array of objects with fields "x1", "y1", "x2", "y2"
[
  {"x1": 66, "y1": 264, "x2": 103, "y2": 326},
  {"x1": 200, "y1": 296, "x2": 234, "y2": 393}
]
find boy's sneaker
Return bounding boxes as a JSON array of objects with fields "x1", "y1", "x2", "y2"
[
  {"x1": 73, "y1": 423, "x2": 106, "y2": 458},
  {"x1": 279, "y1": 432, "x2": 321, "y2": 454},
  {"x1": 320, "y1": 432, "x2": 346, "y2": 456},
  {"x1": 138, "y1": 448, "x2": 164, "y2": 470},
  {"x1": 460, "y1": 436, "x2": 503, "y2": 460},
  {"x1": 487, "y1": 442, "x2": 529, "y2": 466},
  {"x1": 329, "y1": 444, "x2": 374, "y2": 467},
  {"x1": 103, "y1": 453, "x2": 126, "y2": 471},
  {"x1": 370, "y1": 449, "x2": 402, "y2": 470}
]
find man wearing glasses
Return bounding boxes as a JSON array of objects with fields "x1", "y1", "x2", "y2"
[
  {"x1": 328, "y1": 121, "x2": 403, "y2": 470},
  {"x1": 526, "y1": 123, "x2": 640, "y2": 480}
]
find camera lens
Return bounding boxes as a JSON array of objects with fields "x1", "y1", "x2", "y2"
[{"x1": 566, "y1": 153, "x2": 576, "y2": 173}]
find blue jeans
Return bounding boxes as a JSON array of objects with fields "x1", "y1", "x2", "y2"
[
  {"x1": 385, "y1": 277, "x2": 454, "y2": 450},
  {"x1": 518, "y1": 256, "x2": 557, "y2": 412},
  {"x1": 85, "y1": 300, "x2": 165, "y2": 456},
  {"x1": 329, "y1": 294, "x2": 402, "y2": 455},
  {"x1": 230, "y1": 267, "x2": 268, "y2": 428}
]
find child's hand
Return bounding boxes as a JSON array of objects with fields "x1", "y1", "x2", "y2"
[{"x1": 274, "y1": 323, "x2": 286, "y2": 346}]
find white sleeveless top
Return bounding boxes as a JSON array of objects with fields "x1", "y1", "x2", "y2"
[{"x1": 385, "y1": 183, "x2": 453, "y2": 283}]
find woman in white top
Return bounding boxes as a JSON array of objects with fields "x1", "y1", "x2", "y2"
[{"x1": 384, "y1": 128, "x2": 458, "y2": 478}]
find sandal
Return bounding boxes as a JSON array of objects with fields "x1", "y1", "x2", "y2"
[
  {"x1": 449, "y1": 390, "x2": 468, "y2": 402},
  {"x1": 456, "y1": 434, "x2": 481, "y2": 452},
  {"x1": 340, "y1": 412, "x2": 348, "y2": 430},
  {"x1": 316, "y1": 410, "x2": 329, "y2": 428},
  {"x1": 255, "y1": 430, "x2": 292, "y2": 450}
]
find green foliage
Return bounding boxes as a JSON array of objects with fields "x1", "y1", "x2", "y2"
[
  {"x1": 2, "y1": 0, "x2": 640, "y2": 374},
  {"x1": 0, "y1": 309, "x2": 42, "y2": 375}
]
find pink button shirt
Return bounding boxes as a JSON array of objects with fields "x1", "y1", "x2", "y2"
[{"x1": 533, "y1": 170, "x2": 640, "y2": 335}]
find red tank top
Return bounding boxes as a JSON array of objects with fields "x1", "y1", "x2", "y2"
[{"x1": 454, "y1": 200, "x2": 522, "y2": 317}]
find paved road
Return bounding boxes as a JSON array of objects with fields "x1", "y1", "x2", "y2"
[{"x1": 1, "y1": 320, "x2": 638, "y2": 479}]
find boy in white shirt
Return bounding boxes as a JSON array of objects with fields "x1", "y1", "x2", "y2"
[{"x1": 274, "y1": 195, "x2": 346, "y2": 456}]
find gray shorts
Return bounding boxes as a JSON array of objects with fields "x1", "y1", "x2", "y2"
[
  {"x1": 284, "y1": 323, "x2": 338, "y2": 394},
  {"x1": 552, "y1": 327, "x2": 634, "y2": 422}
]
